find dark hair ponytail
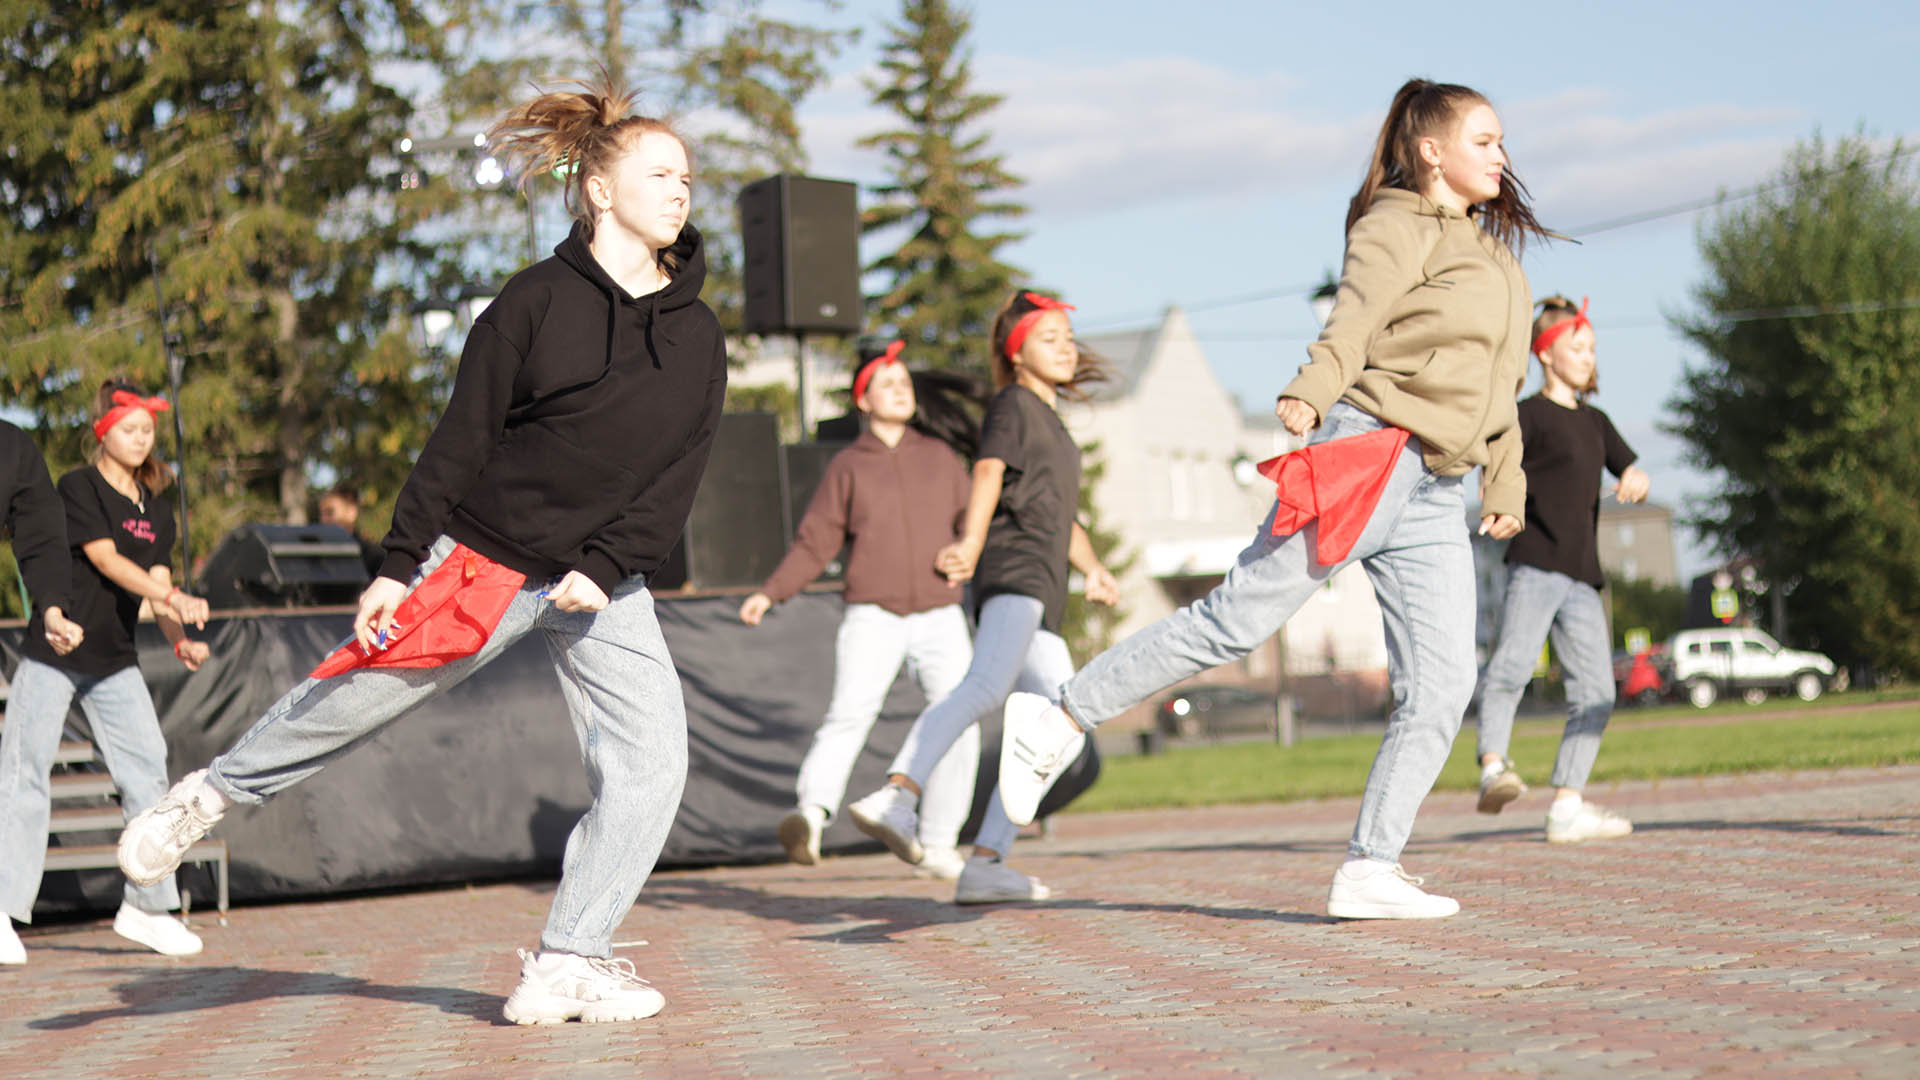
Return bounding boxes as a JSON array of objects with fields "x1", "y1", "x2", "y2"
[{"x1": 1347, "y1": 78, "x2": 1554, "y2": 254}]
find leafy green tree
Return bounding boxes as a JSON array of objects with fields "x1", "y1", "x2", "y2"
[
  {"x1": 1667, "y1": 135, "x2": 1920, "y2": 671},
  {"x1": 1607, "y1": 576, "x2": 1688, "y2": 647},
  {"x1": 0, "y1": 1, "x2": 454, "y2": 575},
  {"x1": 860, "y1": 0, "x2": 1026, "y2": 371}
]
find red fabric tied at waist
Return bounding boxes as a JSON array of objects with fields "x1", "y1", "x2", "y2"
[
  {"x1": 1256, "y1": 426, "x2": 1411, "y2": 566},
  {"x1": 309, "y1": 544, "x2": 527, "y2": 679}
]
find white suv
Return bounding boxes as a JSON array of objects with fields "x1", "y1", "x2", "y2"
[{"x1": 1667, "y1": 627, "x2": 1839, "y2": 708}]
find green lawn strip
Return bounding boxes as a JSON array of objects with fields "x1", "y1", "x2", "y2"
[{"x1": 1070, "y1": 701, "x2": 1920, "y2": 814}]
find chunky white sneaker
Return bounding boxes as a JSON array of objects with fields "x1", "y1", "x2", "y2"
[
  {"x1": 1, "y1": 920, "x2": 24, "y2": 965},
  {"x1": 846, "y1": 785, "x2": 924, "y2": 865},
  {"x1": 1326, "y1": 859, "x2": 1460, "y2": 920},
  {"x1": 954, "y1": 855, "x2": 1051, "y2": 904},
  {"x1": 1477, "y1": 758, "x2": 1527, "y2": 814},
  {"x1": 1546, "y1": 799, "x2": 1633, "y2": 843},
  {"x1": 502, "y1": 949, "x2": 664, "y2": 1025},
  {"x1": 777, "y1": 805, "x2": 826, "y2": 866},
  {"x1": 998, "y1": 693, "x2": 1086, "y2": 827},
  {"x1": 112, "y1": 904, "x2": 203, "y2": 957},
  {"x1": 119, "y1": 769, "x2": 226, "y2": 886},
  {"x1": 913, "y1": 845, "x2": 967, "y2": 881}
]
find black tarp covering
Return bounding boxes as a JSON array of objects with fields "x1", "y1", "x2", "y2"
[{"x1": 4, "y1": 590, "x2": 1098, "y2": 915}]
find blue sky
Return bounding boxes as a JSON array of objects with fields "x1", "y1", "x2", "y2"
[{"x1": 766, "y1": 0, "x2": 1920, "y2": 579}]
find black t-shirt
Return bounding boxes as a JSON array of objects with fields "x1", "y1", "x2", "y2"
[
  {"x1": 23, "y1": 467, "x2": 176, "y2": 676},
  {"x1": 972, "y1": 385, "x2": 1081, "y2": 634},
  {"x1": 1503, "y1": 395, "x2": 1636, "y2": 588}
]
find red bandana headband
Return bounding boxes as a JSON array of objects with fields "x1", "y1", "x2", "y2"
[
  {"x1": 1531, "y1": 297, "x2": 1592, "y2": 356},
  {"x1": 851, "y1": 340, "x2": 906, "y2": 405},
  {"x1": 92, "y1": 390, "x2": 171, "y2": 442},
  {"x1": 1003, "y1": 292, "x2": 1076, "y2": 359}
]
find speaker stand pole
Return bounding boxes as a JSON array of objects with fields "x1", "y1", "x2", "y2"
[
  {"x1": 793, "y1": 329, "x2": 809, "y2": 438},
  {"x1": 149, "y1": 244, "x2": 195, "y2": 593}
]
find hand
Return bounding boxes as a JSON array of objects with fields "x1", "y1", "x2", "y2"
[
  {"x1": 43, "y1": 606, "x2": 83, "y2": 655},
  {"x1": 174, "y1": 639, "x2": 211, "y2": 672},
  {"x1": 166, "y1": 588, "x2": 210, "y2": 630},
  {"x1": 739, "y1": 592, "x2": 772, "y2": 626},
  {"x1": 1610, "y1": 465, "x2": 1651, "y2": 504},
  {"x1": 1275, "y1": 397, "x2": 1320, "y2": 437},
  {"x1": 1084, "y1": 566, "x2": 1121, "y2": 607},
  {"x1": 353, "y1": 576, "x2": 410, "y2": 654},
  {"x1": 935, "y1": 538, "x2": 982, "y2": 584},
  {"x1": 546, "y1": 570, "x2": 609, "y2": 614},
  {"x1": 1479, "y1": 513, "x2": 1523, "y2": 540}
]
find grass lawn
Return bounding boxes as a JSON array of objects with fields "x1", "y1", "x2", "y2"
[{"x1": 1068, "y1": 689, "x2": 1920, "y2": 815}]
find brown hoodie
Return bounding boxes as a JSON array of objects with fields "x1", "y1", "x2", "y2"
[
  {"x1": 759, "y1": 427, "x2": 970, "y2": 616},
  {"x1": 1280, "y1": 187, "x2": 1531, "y2": 520}
]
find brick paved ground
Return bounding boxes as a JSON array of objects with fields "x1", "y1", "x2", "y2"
[{"x1": 3, "y1": 765, "x2": 1917, "y2": 1079}]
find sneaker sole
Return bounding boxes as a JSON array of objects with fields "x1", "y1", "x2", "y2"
[
  {"x1": 776, "y1": 812, "x2": 819, "y2": 866},
  {"x1": 846, "y1": 805, "x2": 924, "y2": 865},
  {"x1": 1547, "y1": 824, "x2": 1634, "y2": 844},
  {"x1": 1326, "y1": 900, "x2": 1460, "y2": 920},
  {"x1": 954, "y1": 888, "x2": 1051, "y2": 905},
  {"x1": 1476, "y1": 776, "x2": 1526, "y2": 814}
]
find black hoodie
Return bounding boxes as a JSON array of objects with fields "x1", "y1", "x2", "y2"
[{"x1": 380, "y1": 222, "x2": 728, "y2": 595}]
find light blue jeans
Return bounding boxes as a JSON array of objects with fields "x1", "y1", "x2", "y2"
[
  {"x1": 207, "y1": 536, "x2": 687, "y2": 959},
  {"x1": 1476, "y1": 563, "x2": 1614, "y2": 791},
  {"x1": 1, "y1": 660, "x2": 181, "y2": 922},
  {"x1": 798, "y1": 602, "x2": 978, "y2": 848},
  {"x1": 1060, "y1": 403, "x2": 1477, "y2": 864},
  {"x1": 888, "y1": 593, "x2": 1076, "y2": 857}
]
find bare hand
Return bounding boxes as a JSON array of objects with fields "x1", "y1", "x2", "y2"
[
  {"x1": 739, "y1": 592, "x2": 772, "y2": 626},
  {"x1": 1084, "y1": 566, "x2": 1121, "y2": 607},
  {"x1": 1275, "y1": 397, "x2": 1320, "y2": 437},
  {"x1": 43, "y1": 606, "x2": 83, "y2": 655},
  {"x1": 546, "y1": 570, "x2": 609, "y2": 614},
  {"x1": 1610, "y1": 464, "x2": 1651, "y2": 504},
  {"x1": 166, "y1": 589, "x2": 210, "y2": 630},
  {"x1": 353, "y1": 576, "x2": 410, "y2": 654},
  {"x1": 935, "y1": 539, "x2": 982, "y2": 584},
  {"x1": 1479, "y1": 513, "x2": 1523, "y2": 540},
  {"x1": 176, "y1": 639, "x2": 211, "y2": 672}
]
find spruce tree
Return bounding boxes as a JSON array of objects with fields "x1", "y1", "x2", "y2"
[{"x1": 860, "y1": 0, "x2": 1026, "y2": 372}]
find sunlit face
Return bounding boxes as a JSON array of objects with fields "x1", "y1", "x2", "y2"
[
  {"x1": 1539, "y1": 322, "x2": 1597, "y2": 394},
  {"x1": 857, "y1": 362, "x2": 917, "y2": 424},
  {"x1": 588, "y1": 131, "x2": 692, "y2": 252},
  {"x1": 1012, "y1": 311, "x2": 1078, "y2": 388},
  {"x1": 1424, "y1": 102, "x2": 1507, "y2": 207},
  {"x1": 100, "y1": 410, "x2": 155, "y2": 471}
]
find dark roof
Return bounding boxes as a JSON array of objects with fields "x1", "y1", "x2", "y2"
[{"x1": 1077, "y1": 324, "x2": 1160, "y2": 403}]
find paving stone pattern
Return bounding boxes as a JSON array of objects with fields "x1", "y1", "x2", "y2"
[{"x1": 3, "y1": 766, "x2": 1916, "y2": 1078}]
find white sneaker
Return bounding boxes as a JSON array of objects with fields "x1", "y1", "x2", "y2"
[
  {"x1": 998, "y1": 693, "x2": 1086, "y2": 827},
  {"x1": 1547, "y1": 799, "x2": 1633, "y2": 843},
  {"x1": 119, "y1": 769, "x2": 227, "y2": 886},
  {"x1": 112, "y1": 904, "x2": 203, "y2": 957},
  {"x1": 846, "y1": 785, "x2": 924, "y2": 865},
  {"x1": 502, "y1": 949, "x2": 664, "y2": 1025},
  {"x1": 1326, "y1": 859, "x2": 1460, "y2": 920},
  {"x1": 1477, "y1": 757, "x2": 1527, "y2": 814},
  {"x1": 1, "y1": 920, "x2": 23, "y2": 965},
  {"x1": 914, "y1": 845, "x2": 967, "y2": 881},
  {"x1": 777, "y1": 805, "x2": 826, "y2": 866},
  {"x1": 954, "y1": 855, "x2": 1051, "y2": 904}
]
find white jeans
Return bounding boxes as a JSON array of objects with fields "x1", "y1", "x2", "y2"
[{"x1": 798, "y1": 603, "x2": 977, "y2": 848}]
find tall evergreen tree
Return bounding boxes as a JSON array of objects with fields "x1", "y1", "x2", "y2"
[
  {"x1": 860, "y1": 0, "x2": 1026, "y2": 372},
  {"x1": 1, "y1": 0, "x2": 453, "y2": 567},
  {"x1": 1667, "y1": 135, "x2": 1920, "y2": 672}
]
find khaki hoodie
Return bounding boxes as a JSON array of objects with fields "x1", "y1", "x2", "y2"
[{"x1": 1279, "y1": 187, "x2": 1531, "y2": 520}]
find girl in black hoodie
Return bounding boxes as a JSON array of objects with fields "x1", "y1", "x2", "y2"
[{"x1": 118, "y1": 77, "x2": 726, "y2": 1024}]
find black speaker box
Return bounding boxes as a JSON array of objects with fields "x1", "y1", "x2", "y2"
[
  {"x1": 739, "y1": 174, "x2": 862, "y2": 335},
  {"x1": 651, "y1": 412, "x2": 788, "y2": 592},
  {"x1": 779, "y1": 440, "x2": 853, "y2": 582},
  {"x1": 199, "y1": 523, "x2": 371, "y2": 610}
]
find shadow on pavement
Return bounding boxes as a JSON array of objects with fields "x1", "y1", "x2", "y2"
[
  {"x1": 27, "y1": 965, "x2": 506, "y2": 1031},
  {"x1": 1439, "y1": 815, "x2": 1918, "y2": 844}
]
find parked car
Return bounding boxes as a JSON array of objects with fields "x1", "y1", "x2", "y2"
[
  {"x1": 1667, "y1": 627, "x2": 1838, "y2": 709},
  {"x1": 1155, "y1": 685, "x2": 1278, "y2": 738},
  {"x1": 1612, "y1": 644, "x2": 1672, "y2": 706}
]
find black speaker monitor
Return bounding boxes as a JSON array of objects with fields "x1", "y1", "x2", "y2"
[
  {"x1": 200, "y1": 523, "x2": 371, "y2": 610},
  {"x1": 780, "y1": 440, "x2": 853, "y2": 582},
  {"x1": 651, "y1": 412, "x2": 789, "y2": 592},
  {"x1": 739, "y1": 174, "x2": 862, "y2": 335}
]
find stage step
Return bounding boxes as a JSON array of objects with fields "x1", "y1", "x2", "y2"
[
  {"x1": 42, "y1": 840, "x2": 230, "y2": 923},
  {"x1": 50, "y1": 806, "x2": 128, "y2": 833},
  {"x1": 55, "y1": 741, "x2": 98, "y2": 765},
  {"x1": 50, "y1": 773, "x2": 120, "y2": 800}
]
